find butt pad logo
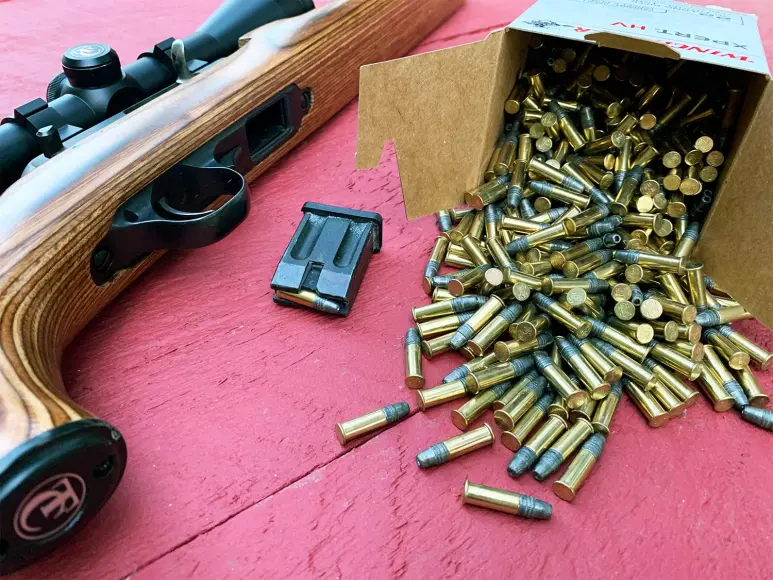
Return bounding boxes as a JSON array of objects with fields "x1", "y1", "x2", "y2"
[{"x1": 13, "y1": 474, "x2": 86, "y2": 541}]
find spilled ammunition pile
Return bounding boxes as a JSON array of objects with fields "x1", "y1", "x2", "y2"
[{"x1": 336, "y1": 37, "x2": 773, "y2": 519}]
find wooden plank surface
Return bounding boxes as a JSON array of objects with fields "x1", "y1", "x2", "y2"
[{"x1": 1, "y1": 0, "x2": 773, "y2": 578}]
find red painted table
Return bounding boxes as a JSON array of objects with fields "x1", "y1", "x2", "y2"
[{"x1": 2, "y1": 0, "x2": 773, "y2": 578}]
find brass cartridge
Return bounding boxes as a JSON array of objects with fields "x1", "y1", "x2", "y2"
[
  {"x1": 718, "y1": 325, "x2": 773, "y2": 370},
  {"x1": 591, "y1": 338, "x2": 657, "y2": 390},
  {"x1": 651, "y1": 381, "x2": 686, "y2": 417},
  {"x1": 532, "y1": 418, "x2": 594, "y2": 481},
  {"x1": 405, "y1": 328, "x2": 424, "y2": 389},
  {"x1": 553, "y1": 433, "x2": 606, "y2": 502},
  {"x1": 275, "y1": 290, "x2": 342, "y2": 315},
  {"x1": 531, "y1": 292, "x2": 593, "y2": 338},
  {"x1": 467, "y1": 356, "x2": 536, "y2": 394},
  {"x1": 555, "y1": 336, "x2": 610, "y2": 400},
  {"x1": 507, "y1": 414, "x2": 568, "y2": 477},
  {"x1": 468, "y1": 303, "x2": 524, "y2": 356},
  {"x1": 703, "y1": 345, "x2": 748, "y2": 409},
  {"x1": 697, "y1": 365, "x2": 735, "y2": 412},
  {"x1": 623, "y1": 379, "x2": 669, "y2": 427},
  {"x1": 642, "y1": 358, "x2": 700, "y2": 407},
  {"x1": 450, "y1": 295, "x2": 505, "y2": 350},
  {"x1": 494, "y1": 376, "x2": 549, "y2": 431},
  {"x1": 417, "y1": 380, "x2": 468, "y2": 411},
  {"x1": 421, "y1": 332, "x2": 455, "y2": 359},
  {"x1": 648, "y1": 342, "x2": 703, "y2": 381},
  {"x1": 736, "y1": 366, "x2": 770, "y2": 408},
  {"x1": 586, "y1": 318, "x2": 651, "y2": 361},
  {"x1": 412, "y1": 295, "x2": 487, "y2": 322},
  {"x1": 512, "y1": 313, "x2": 551, "y2": 342},
  {"x1": 501, "y1": 392, "x2": 554, "y2": 451},
  {"x1": 463, "y1": 480, "x2": 553, "y2": 520},
  {"x1": 416, "y1": 423, "x2": 495, "y2": 468},
  {"x1": 533, "y1": 350, "x2": 588, "y2": 409},
  {"x1": 494, "y1": 332, "x2": 554, "y2": 363},
  {"x1": 703, "y1": 328, "x2": 750, "y2": 370},
  {"x1": 451, "y1": 382, "x2": 513, "y2": 430},
  {"x1": 569, "y1": 336, "x2": 623, "y2": 383},
  {"x1": 336, "y1": 402, "x2": 410, "y2": 444},
  {"x1": 423, "y1": 236, "x2": 451, "y2": 294},
  {"x1": 695, "y1": 306, "x2": 754, "y2": 328},
  {"x1": 591, "y1": 381, "x2": 622, "y2": 435}
]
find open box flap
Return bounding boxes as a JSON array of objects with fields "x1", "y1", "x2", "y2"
[
  {"x1": 356, "y1": 30, "x2": 520, "y2": 219},
  {"x1": 697, "y1": 77, "x2": 773, "y2": 328},
  {"x1": 509, "y1": 0, "x2": 769, "y2": 76}
]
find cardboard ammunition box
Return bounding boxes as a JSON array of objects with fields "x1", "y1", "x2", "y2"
[{"x1": 356, "y1": 0, "x2": 773, "y2": 327}]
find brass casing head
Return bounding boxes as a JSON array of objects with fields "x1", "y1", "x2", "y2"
[
  {"x1": 512, "y1": 314, "x2": 551, "y2": 342},
  {"x1": 649, "y1": 319, "x2": 680, "y2": 343},
  {"x1": 448, "y1": 266, "x2": 488, "y2": 297},
  {"x1": 704, "y1": 328, "x2": 750, "y2": 370}
]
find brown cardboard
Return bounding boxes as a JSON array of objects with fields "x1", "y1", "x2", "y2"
[
  {"x1": 357, "y1": 30, "x2": 530, "y2": 219},
  {"x1": 356, "y1": 0, "x2": 773, "y2": 326},
  {"x1": 696, "y1": 77, "x2": 773, "y2": 328},
  {"x1": 584, "y1": 32, "x2": 679, "y2": 60}
]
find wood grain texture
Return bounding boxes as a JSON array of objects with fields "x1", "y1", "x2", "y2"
[
  {"x1": 3, "y1": 0, "x2": 773, "y2": 579},
  {"x1": 0, "y1": 0, "x2": 462, "y2": 457}
]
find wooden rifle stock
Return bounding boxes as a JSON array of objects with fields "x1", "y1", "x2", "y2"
[{"x1": 0, "y1": 0, "x2": 462, "y2": 572}]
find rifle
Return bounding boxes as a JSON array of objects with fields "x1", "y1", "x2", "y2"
[{"x1": 0, "y1": 0, "x2": 461, "y2": 573}]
